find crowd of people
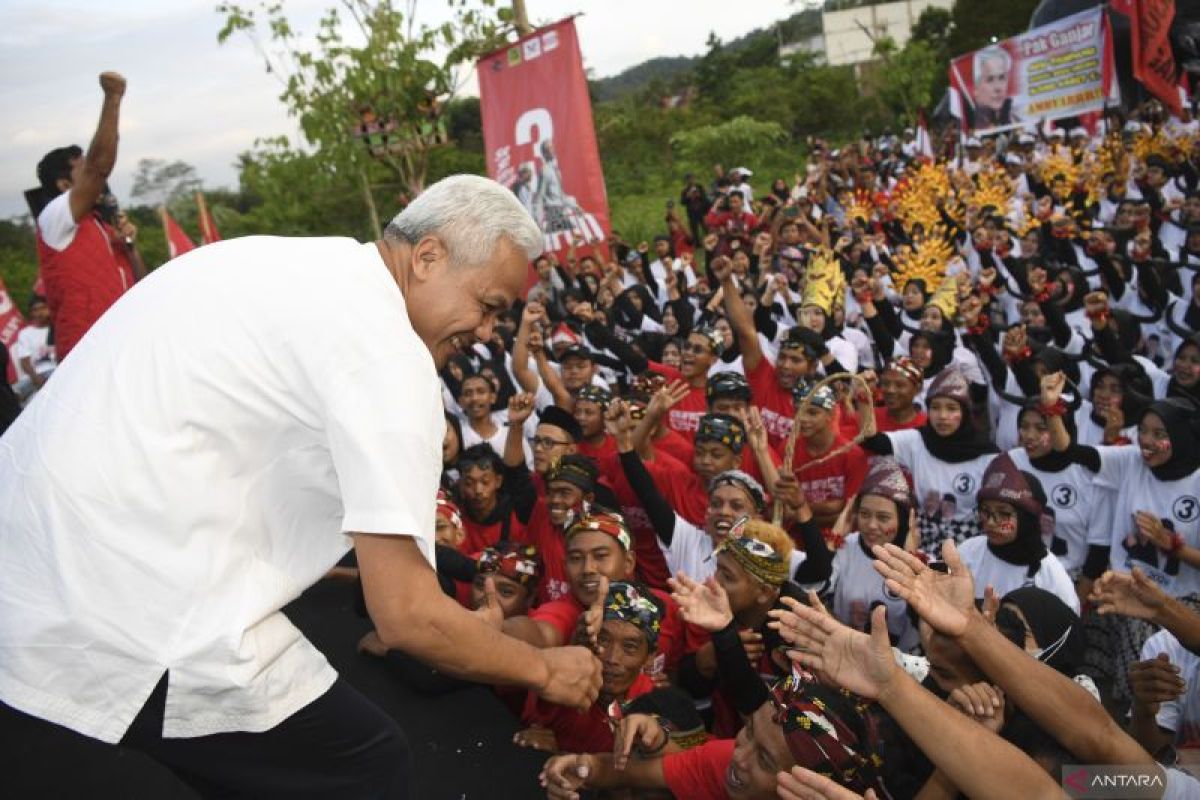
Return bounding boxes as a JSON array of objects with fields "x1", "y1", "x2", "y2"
[
  {"x1": 366, "y1": 99, "x2": 1200, "y2": 798},
  {"x1": 5, "y1": 79, "x2": 1200, "y2": 798}
]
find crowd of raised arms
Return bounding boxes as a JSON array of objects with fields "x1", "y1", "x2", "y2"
[{"x1": 359, "y1": 100, "x2": 1199, "y2": 800}]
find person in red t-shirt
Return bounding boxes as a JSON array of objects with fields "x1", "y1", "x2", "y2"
[
  {"x1": 703, "y1": 190, "x2": 760, "y2": 256},
  {"x1": 573, "y1": 385, "x2": 618, "y2": 461},
  {"x1": 652, "y1": 325, "x2": 725, "y2": 435},
  {"x1": 456, "y1": 444, "x2": 525, "y2": 553},
  {"x1": 791, "y1": 384, "x2": 868, "y2": 545},
  {"x1": 496, "y1": 511, "x2": 685, "y2": 681},
  {"x1": 514, "y1": 580, "x2": 662, "y2": 754}
]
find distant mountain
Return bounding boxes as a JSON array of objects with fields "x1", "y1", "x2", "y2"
[{"x1": 589, "y1": 8, "x2": 824, "y2": 102}]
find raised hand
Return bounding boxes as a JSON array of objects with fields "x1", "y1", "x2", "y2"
[
  {"x1": 522, "y1": 300, "x2": 547, "y2": 329},
  {"x1": 574, "y1": 575, "x2": 610, "y2": 651},
  {"x1": 669, "y1": 572, "x2": 734, "y2": 633},
  {"x1": 773, "y1": 474, "x2": 812, "y2": 524},
  {"x1": 535, "y1": 646, "x2": 603, "y2": 712},
  {"x1": 771, "y1": 600, "x2": 897, "y2": 701},
  {"x1": 647, "y1": 380, "x2": 690, "y2": 421},
  {"x1": 1039, "y1": 371, "x2": 1065, "y2": 409},
  {"x1": 472, "y1": 575, "x2": 505, "y2": 630},
  {"x1": 507, "y1": 392, "x2": 536, "y2": 427},
  {"x1": 739, "y1": 406, "x2": 769, "y2": 454},
  {"x1": 777, "y1": 766, "x2": 876, "y2": 800},
  {"x1": 960, "y1": 294, "x2": 983, "y2": 329},
  {"x1": 1135, "y1": 512, "x2": 1174, "y2": 551},
  {"x1": 603, "y1": 399, "x2": 636, "y2": 444},
  {"x1": 1002, "y1": 325, "x2": 1028, "y2": 359},
  {"x1": 1090, "y1": 568, "x2": 1167, "y2": 621},
  {"x1": 709, "y1": 255, "x2": 734, "y2": 285},
  {"x1": 613, "y1": 713, "x2": 668, "y2": 771},
  {"x1": 873, "y1": 540, "x2": 976, "y2": 638},
  {"x1": 99, "y1": 71, "x2": 127, "y2": 97}
]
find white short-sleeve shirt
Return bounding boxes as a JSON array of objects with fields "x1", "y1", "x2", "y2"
[
  {"x1": 0, "y1": 236, "x2": 443, "y2": 743},
  {"x1": 956, "y1": 535, "x2": 1081, "y2": 613}
]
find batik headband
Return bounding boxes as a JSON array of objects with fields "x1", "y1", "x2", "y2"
[
  {"x1": 435, "y1": 489, "x2": 463, "y2": 530},
  {"x1": 603, "y1": 581, "x2": 664, "y2": 650},
  {"x1": 545, "y1": 455, "x2": 599, "y2": 493},
  {"x1": 885, "y1": 356, "x2": 923, "y2": 387},
  {"x1": 695, "y1": 325, "x2": 726, "y2": 357},
  {"x1": 476, "y1": 542, "x2": 542, "y2": 589},
  {"x1": 576, "y1": 385, "x2": 613, "y2": 408},
  {"x1": 794, "y1": 381, "x2": 836, "y2": 410},
  {"x1": 708, "y1": 470, "x2": 766, "y2": 512},
  {"x1": 695, "y1": 413, "x2": 746, "y2": 453},
  {"x1": 565, "y1": 510, "x2": 633, "y2": 551},
  {"x1": 714, "y1": 522, "x2": 789, "y2": 586}
]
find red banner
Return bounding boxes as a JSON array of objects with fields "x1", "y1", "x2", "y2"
[
  {"x1": 477, "y1": 18, "x2": 610, "y2": 263},
  {"x1": 161, "y1": 208, "x2": 195, "y2": 260},
  {"x1": 0, "y1": 277, "x2": 26, "y2": 384},
  {"x1": 1113, "y1": 0, "x2": 1181, "y2": 116}
]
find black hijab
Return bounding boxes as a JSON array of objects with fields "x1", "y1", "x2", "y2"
[
  {"x1": 911, "y1": 329, "x2": 954, "y2": 379},
  {"x1": 996, "y1": 586, "x2": 1085, "y2": 678},
  {"x1": 918, "y1": 403, "x2": 999, "y2": 464},
  {"x1": 1168, "y1": 336, "x2": 1200, "y2": 405},
  {"x1": 985, "y1": 471, "x2": 1049, "y2": 576},
  {"x1": 1144, "y1": 397, "x2": 1200, "y2": 482},
  {"x1": 1017, "y1": 405, "x2": 1075, "y2": 473}
]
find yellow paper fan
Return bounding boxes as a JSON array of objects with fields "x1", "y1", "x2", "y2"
[
  {"x1": 928, "y1": 274, "x2": 959, "y2": 320},
  {"x1": 847, "y1": 189, "x2": 874, "y2": 225},
  {"x1": 1133, "y1": 129, "x2": 1176, "y2": 164},
  {"x1": 802, "y1": 248, "x2": 844, "y2": 315},
  {"x1": 970, "y1": 168, "x2": 1013, "y2": 214},
  {"x1": 892, "y1": 233, "x2": 954, "y2": 291}
]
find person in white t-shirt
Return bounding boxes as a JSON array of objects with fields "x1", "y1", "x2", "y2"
[
  {"x1": 0, "y1": 175, "x2": 602, "y2": 796},
  {"x1": 956, "y1": 452, "x2": 1080, "y2": 612},
  {"x1": 10, "y1": 296, "x2": 55, "y2": 401}
]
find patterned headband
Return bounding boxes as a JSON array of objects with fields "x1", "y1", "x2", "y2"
[
  {"x1": 695, "y1": 325, "x2": 726, "y2": 357},
  {"x1": 576, "y1": 385, "x2": 613, "y2": 408},
  {"x1": 714, "y1": 523, "x2": 789, "y2": 586},
  {"x1": 603, "y1": 581, "x2": 664, "y2": 650},
  {"x1": 708, "y1": 470, "x2": 766, "y2": 512},
  {"x1": 565, "y1": 510, "x2": 633, "y2": 551},
  {"x1": 436, "y1": 489, "x2": 462, "y2": 530},
  {"x1": 794, "y1": 381, "x2": 836, "y2": 410},
  {"x1": 695, "y1": 414, "x2": 746, "y2": 453},
  {"x1": 476, "y1": 542, "x2": 542, "y2": 589}
]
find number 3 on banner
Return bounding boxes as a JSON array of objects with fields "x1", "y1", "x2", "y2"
[{"x1": 516, "y1": 108, "x2": 552, "y2": 170}]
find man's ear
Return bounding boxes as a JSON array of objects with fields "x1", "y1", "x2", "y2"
[
  {"x1": 411, "y1": 235, "x2": 448, "y2": 280},
  {"x1": 56, "y1": 177, "x2": 71, "y2": 193}
]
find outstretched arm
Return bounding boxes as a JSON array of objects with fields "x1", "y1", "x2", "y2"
[{"x1": 69, "y1": 73, "x2": 126, "y2": 224}]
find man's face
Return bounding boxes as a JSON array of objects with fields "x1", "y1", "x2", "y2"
[
  {"x1": 727, "y1": 703, "x2": 792, "y2": 798},
  {"x1": 471, "y1": 573, "x2": 531, "y2": 618},
  {"x1": 796, "y1": 404, "x2": 832, "y2": 439},
  {"x1": 680, "y1": 334, "x2": 717, "y2": 380},
  {"x1": 434, "y1": 515, "x2": 465, "y2": 547},
  {"x1": 459, "y1": 465, "x2": 502, "y2": 517},
  {"x1": 705, "y1": 485, "x2": 757, "y2": 544},
  {"x1": 597, "y1": 619, "x2": 651, "y2": 699},
  {"x1": 654, "y1": 239, "x2": 670, "y2": 259},
  {"x1": 774, "y1": 349, "x2": 810, "y2": 391},
  {"x1": 566, "y1": 530, "x2": 633, "y2": 606},
  {"x1": 573, "y1": 399, "x2": 605, "y2": 439},
  {"x1": 560, "y1": 355, "x2": 594, "y2": 392},
  {"x1": 710, "y1": 397, "x2": 748, "y2": 417},
  {"x1": 921, "y1": 621, "x2": 984, "y2": 693},
  {"x1": 531, "y1": 423, "x2": 576, "y2": 475},
  {"x1": 546, "y1": 481, "x2": 587, "y2": 527},
  {"x1": 978, "y1": 57, "x2": 1008, "y2": 110},
  {"x1": 730, "y1": 195, "x2": 745, "y2": 215},
  {"x1": 402, "y1": 236, "x2": 526, "y2": 370},
  {"x1": 879, "y1": 369, "x2": 917, "y2": 413},
  {"x1": 693, "y1": 439, "x2": 738, "y2": 482},
  {"x1": 29, "y1": 302, "x2": 50, "y2": 326},
  {"x1": 714, "y1": 552, "x2": 773, "y2": 616},
  {"x1": 458, "y1": 376, "x2": 496, "y2": 421}
]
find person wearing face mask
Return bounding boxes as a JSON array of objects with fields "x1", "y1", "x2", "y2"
[
  {"x1": 956, "y1": 453, "x2": 1080, "y2": 612},
  {"x1": 829, "y1": 457, "x2": 921, "y2": 651},
  {"x1": 858, "y1": 368, "x2": 999, "y2": 556}
]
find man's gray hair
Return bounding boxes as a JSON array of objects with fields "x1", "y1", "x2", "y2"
[
  {"x1": 973, "y1": 46, "x2": 1012, "y2": 83},
  {"x1": 385, "y1": 174, "x2": 544, "y2": 267}
]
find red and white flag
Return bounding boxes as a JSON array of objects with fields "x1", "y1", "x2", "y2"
[
  {"x1": 915, "y1": 109, "x2": 934, "y2": 159},
  {"x1": 161, "y1": 208, "x2": 195, "y2": 260},
  {"x1": 196, "y1": 192, "x2": 221, "y2": 244},
  {"x1": 0, "y1": 277, "x2": 26, "y2": 384}
]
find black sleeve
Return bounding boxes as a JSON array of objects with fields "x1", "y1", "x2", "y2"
[
  {"x1": 667, "y1": 297, "x2": 696, "y2": 338},
  {"x1": 1038, "y1": 294, "x2": 1075, "y2": 349},
  {"x1": 503, "y1": 462, "x2": 538, "y2": 524},
  {"x1": 435, "y1": 544, "x2": 478, "y2": 584},
  {"x1": 1095, "y1": 253, "x2": 1128, "y2": 301},
  {"x1": 1093, "y1": 324, "x2": 1135, "y2": 366},
  {"x1": 585, "y1": 321, "x2": 649, "y2": 375},
  {"x1": 1010, "y1": 356, "x2": 1041, "y2": 398},
  {"x1": 753, "y1": 302, "x2": 781, "y2": 341},
  {"x1": 790, "y1": 519, "x2": 833, "y2": 584},
  {"x1": 965, "y1": 330, "x2": 1009, "y2": 388},
  {"x1": 860, "y1": 432, "x2": 894, "y2": 455},
  {"x1": 864, "y1": 309, "x2": 899, "y2": 360},
  {"x1": 618, "y1": 449, "x2": 679, "y2": 546},
  {"x1": 1081, "y1": 545, "x2": 1112, "y2": 581},
  {"x1": 712, "y1": 621, "x2": 770, "y2": 715},
  {"x1": 872, "y1": 295, "x2": 903, "y2": 340},
  {"x1": 1064, "y1": 444, "x2": 1102, "y2": 473}
]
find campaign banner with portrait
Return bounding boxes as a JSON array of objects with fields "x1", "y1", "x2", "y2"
[
  {"x1": 949, "y1": 8, "x2": 1114, "y2": 135},
  {"x1": 477, "y1": 18, "x2": 611, "y2": 262}
]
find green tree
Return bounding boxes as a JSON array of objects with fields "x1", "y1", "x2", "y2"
[
  {"x1": 216, "y1": 0, "x2": 513, "y2": 210},
  {"x1": 874, "y1": 38, "x2": 942, "y2": 124},
  {"x1": 669, "y1": 116, "x2": 787, "y2": 173},
  {"x1": 911, "y1": 6, "x2": 953, "y2": 54},
  {"x1": 130, "y1": 159, "x2": 203, "y2": 208}
]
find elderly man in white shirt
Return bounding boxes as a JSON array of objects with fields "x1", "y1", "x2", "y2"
[{"x1": 0, "y1": 174, "x2": 602, "y2": 797}]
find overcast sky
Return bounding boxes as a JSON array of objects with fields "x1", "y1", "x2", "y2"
[{"x1": 0, "y1": 0, "x2": 795, "y2": 220}]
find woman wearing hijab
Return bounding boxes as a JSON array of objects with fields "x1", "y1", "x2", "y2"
[
  {"x1": 1074, "y1": 363, "x2": 1149, "y2": 446},
  {"x1": 828, "y1": 457, "x2": 922, "y2": 651},
  {"x1": 858, "y1": 368, "x2": 999, "y2": 555},
  {"x1": 1072, "y1": 396, "x2": 1200, "y2": 709},
  {"x1": 956, "y1": 453, "x2": 1080, "y2": 612}
]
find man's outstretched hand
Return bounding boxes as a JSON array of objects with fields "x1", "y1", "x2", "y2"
[
  {"x1": 873, "y1": 540, "x2": 975, "y2": 638},
  {"x1": 535, "y1": 647, "x2": 603, "y2": 712}
]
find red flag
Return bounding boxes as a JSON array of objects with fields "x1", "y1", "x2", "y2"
[
  {"x1": 477, "y1": 18, "x2": 610, "y2": 265},
  {"x1": 0, "y1": 277, "x2": 26, "y2": 384},
  {"x1": 196, "y1": 192, "x2": 221, "y2": 244},
  {"x1": 1113, "y1": 0, "x2": 1181, "y2": 116},
  {"x1": 915, "y1": 109, "x2": 934, "y2": 159},
  {"x1": 160, "y1": 208, "x2": 195, "y2": 260}
]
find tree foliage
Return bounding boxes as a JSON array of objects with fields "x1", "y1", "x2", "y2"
[
  {"x1": 670, "y1": 116, "x2": 787, "y2": 173},
  {"x1": 216, "y1": 0, "x2": 513, "y2": 197},
  {"x1": 947, "y1": 0, "x2": 1039, "y2": 59},
  {"x1": 130, "y1": 158, "x2": 203, "y2": 208}
]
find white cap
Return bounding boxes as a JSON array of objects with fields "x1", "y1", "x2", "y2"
[
  {"x1": 1004, "y1": 153, "x2": 1024, "y2": 166},
  {"x1": 733, "y1": 166, "x2": 753, "y2": 177},
  {"x1": 1069, "y1": 126, "x2": 1088, "y2": 138},
  {"x1": 1049, "y1": 128, "x2": 1066, "y2": 138},
  {"x1": 966, "y1": 136, "x2": 982, "y2": 147}
]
